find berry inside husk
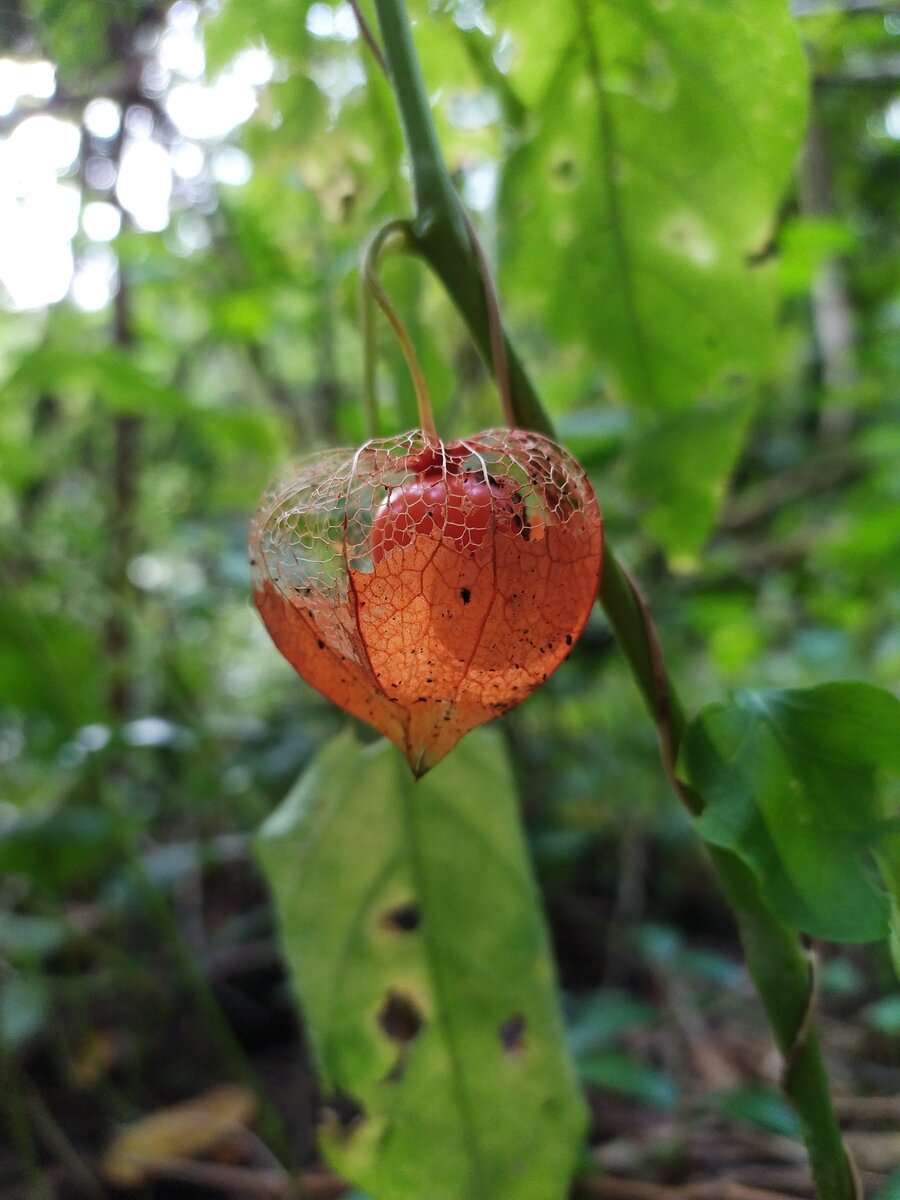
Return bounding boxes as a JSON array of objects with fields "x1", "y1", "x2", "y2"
[
  {"x1": 371, "y1": 452, "x2": 527, "y2": 561},
  {"x1": 250, "y1": 428, "x2": 603, "y2": 776}
]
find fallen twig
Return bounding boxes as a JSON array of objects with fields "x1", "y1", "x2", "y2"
[
  {"x1": 111, "y1": 1156, "x2": 348, "y2": 1199},
  {"x1": 575, "y1": 1173, "x2": 809, "y2": 1200}
]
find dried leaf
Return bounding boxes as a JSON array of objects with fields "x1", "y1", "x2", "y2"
[
  {"x1": 69, "y1": 1028, "x2": 121, "y2": 1089},
  {"x1": 251, "y1": 429, "x2": 603, "y2": 775},
  {"x1": 100, "y1": 1084, "x2": 257, "y2": 1187}
]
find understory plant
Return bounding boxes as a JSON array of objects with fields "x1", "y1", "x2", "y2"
[{"x1": 249, "y1": 4, "x2": 900, "y2": 1199}]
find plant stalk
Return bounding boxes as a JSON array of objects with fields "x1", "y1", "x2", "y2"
[
  {"x1": 363, "y1": 219, "x2": 437, "y2": 438},
  {"x1": 369, "y1": 2, "x2": 858, "y2": 1196}
]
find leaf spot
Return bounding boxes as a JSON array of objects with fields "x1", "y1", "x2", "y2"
[
  {"x1": 319, "y1": 1091, "x2": 366, "y2": 1136},
  {"x1": 499, "y1": 1013, "x2": 527, "y2": 1057},
  {"x1": 378, "y1": 990, "x2": 424, "y2": 1044},
  {"x1": 382, "y1": 902, "x2": 421, "y2": 933}
]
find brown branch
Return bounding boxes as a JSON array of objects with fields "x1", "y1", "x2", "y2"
[
  {"x1": 246, "y1": 342, "x2": 306, "y2": 444},
  {"x1": 574, "y1": 1174, "x2": 807, "y2": 1200},
  {"x1": 459, "y1": 207, "x2": 514, "y2": 428},
  {"x1": 24, "y1": 1084, "x2": 104, "y2": 1200},
  {"x1": 834, "y1": 1095, "x2": 900, "y2": 1122},
  {"x1": 347, "y1": 0, "x2": 389, "y2": 76},
  {"x1": 116, "y1": 1157, "x2": 347, "y2": 1198},
  {"x1": 798, "y1": 113, "x2": 858, "y2": 438},
  {"x1": 719, "y1": 449, "x2": 862, "y2": 533},
  {"x1": 105, "y1": 279, "x2": 140, "y2": 718}
]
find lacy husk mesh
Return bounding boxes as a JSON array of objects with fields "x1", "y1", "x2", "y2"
[{"x1": 250, "y1": 428, "x2": 603, "y2": 775}]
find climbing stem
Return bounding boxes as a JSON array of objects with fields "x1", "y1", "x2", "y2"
[
  {"x1": 459, "y1": 207, "x2": 515, "y2": 428},
  {"x1": 708, "y1": 848, "x2": 860, "y2": 1200},
  {"x1": 369, "y1": 1, "x2": 859, "y2": 1197},
  {"x1": 371, "y1": 0, "x2": 545, "y2": 432},
  {"x1": 363, "y1": 219, "x2": 437, "y2": 439},
  {"x1": 369, "y1": 0, "x2": 459, "y2": 233}
]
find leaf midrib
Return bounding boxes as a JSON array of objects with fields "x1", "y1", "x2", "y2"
[
  {"x1": 399, "y1": 766, "x2": 488, "y2": 1194},
  {"x1": 573, "y1": 0, "x2": 657, "y2": 407}
]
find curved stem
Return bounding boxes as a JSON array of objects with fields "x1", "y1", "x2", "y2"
[
  {"x1": 459, "y1": 208, "x2": 515, "y2": 428},
  {"x1": 363, "y1": 219, "x2": 437, "y2": 439},
  {"x1": 369, "y1": 2, "x2": 859, "y2": 1197},
  {"x1": 347, "y1": 0, "x2": 388, "y2": 76}
]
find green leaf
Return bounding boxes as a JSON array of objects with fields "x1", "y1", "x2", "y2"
[
  {"x1": 0, "y1": 603, "x2": 104, "y2": 724},
  {"x1": 501, "y1": 0, "x2": 807, "y2": 409},
  {"x1": 554, "y1": 408, "x2": 632, "y2": 471},
  {"x1": 34, "y1": 0, "x2": 115, "y2": 79},
  {"x1": 700, "y1": 1085, "x2": 800, "y2": 1138},
  {"x1": 862, "y1": 994, "x2": 900, "y2": 1038},
  {"x1": 498, "y1": 0, "x2": 808, "y2": 553},
  {"x1": 626, "y1": 392, "x2": 754, "y2": 559},
  {"x1": 778, "y1": 216, "x2": 857, "y2": 297},
  {"x1": 874, "y1": 1171, "x2": 900, "y2": 1200},
  {"x1": 0, "y1": 912, "x2": 68, "y2": 966},
  {"x1": 0, "y1": 809, "x2": 121, "y2": 893},
  {"x1": 202, "y1": 0, "x2": 311, "y2": 74},
  {"x1": 578, "y1": 1051, "x2": 677, "y2": 1109},
  {"x1": 683, "y1": 683, "x2": 900, "y2": 943},
  {"x1": 0, "y1": 975, "x2": 52, "y2": 1050},
  {"x1": 565, "y1": 990, "x2": 658, "y2": 1058},
  {"x1": 256, "y1": 728, "x2": 586, "y2": 1200},
  {"x1": 5, "y1": 347, "x2": 193, "y2": 417}
]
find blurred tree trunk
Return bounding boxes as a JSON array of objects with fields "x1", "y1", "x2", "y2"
[{"x1": 799, "y1": 110, "x2": 858, "y2": 435}]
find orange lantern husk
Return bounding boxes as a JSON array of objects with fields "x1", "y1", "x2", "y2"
[{"x1": 250, "y1": 428, "x2": 603, "y2": 777}]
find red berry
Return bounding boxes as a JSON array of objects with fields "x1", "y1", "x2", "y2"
[{"x1": 371, "y1": 468, "x2": 525, "y2": 562}]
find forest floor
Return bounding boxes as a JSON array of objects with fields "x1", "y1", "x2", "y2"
[{"x1": 3, "y1": 839, "x2": 900, "y2": 1200}]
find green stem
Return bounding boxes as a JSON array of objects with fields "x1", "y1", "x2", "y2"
[
  {"x1": 0, "y1": 1049, "x2": 44, "y2": 1198},
  {"x1": 370, "y1": 0, "x2": 458, "y2": 232},
  {"x1": 372, "y1": 0, "x2": 546, "y2": 434},
  {"x1": 710, "y1": 848, "x2": 858, "y2": 1200},
  {"x1": 370, "y1": 2, "x2": 858, "y2": 1197}
]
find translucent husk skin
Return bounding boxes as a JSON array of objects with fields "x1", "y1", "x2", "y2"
[{"x1": 250, "y1": 428, "x2": 603, "y2": 776}]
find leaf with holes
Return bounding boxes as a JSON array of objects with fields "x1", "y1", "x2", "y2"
[
  {"x1": 683, "y1": 683, "x2": 900, "y2": 944},
  {"x1": 250, "y1": 429, "x2": 602, "y2": 776},
  {"x1": 497, "y1": 0, "x2": 807, "y2": 553},
  {"x1": 255, "y1": 727, "x2": 586, "y2": 1200}
]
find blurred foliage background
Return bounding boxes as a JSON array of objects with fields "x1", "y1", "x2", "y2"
[{"x1": 1, "y1": 0, "x2": 900, "y2": 1195}]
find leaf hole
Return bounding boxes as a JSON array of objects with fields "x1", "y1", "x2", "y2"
[
  {"x1": 378, "y1": 990, "x2": 424, "y2": 1044},
  {"x1": 499, "y1": 1013, "x2": 526, "y2": 1057},
  {"x1": 319, "y1": 1090, "x2": 366, "y2": 1135},
  {"x1": 551, "y1": 155, "x2": 578, "y2": 187},
  {"x1": 382, "y1": 902, "x2": 421, "y2": 933},
  {"x1": 745, "y1": 239, "x2": 776, "y2": 266}
]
